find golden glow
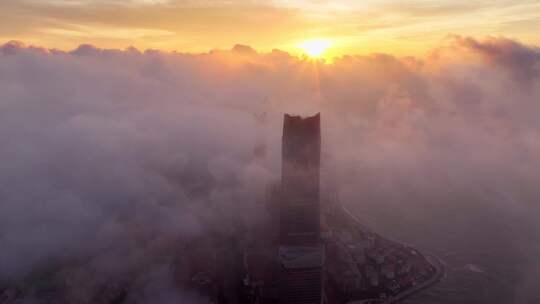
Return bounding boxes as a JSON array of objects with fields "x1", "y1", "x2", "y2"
[
  {"x1": 1, "y1": 1, "x2": 540, "y2": 56},
  {"x1": 299, "y1": 39, "x2": 332, "y2": 58}
]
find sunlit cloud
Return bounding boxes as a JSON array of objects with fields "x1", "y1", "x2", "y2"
[
  {"x1": 41, "y1": 25, "x2": 175, "y2": 40},
  {"x1": 1, "y1": 0, "x2": 539, "y2": 55}
]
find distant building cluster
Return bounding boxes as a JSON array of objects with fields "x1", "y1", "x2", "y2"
[{"x1": 324, "y1": 213, "x2": 437, "y2": 302}]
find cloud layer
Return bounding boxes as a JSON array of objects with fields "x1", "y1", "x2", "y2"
[{"x1": 1, "y1": 37, "x2": 540, "y2": 302}]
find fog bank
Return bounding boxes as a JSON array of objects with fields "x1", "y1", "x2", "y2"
[{"x1": 1, "y1": 37, "x2": 540, "y2": 303}]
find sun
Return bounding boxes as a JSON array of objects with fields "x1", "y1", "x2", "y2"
[{"x1": 299, "y1": 39, "x2": 332, "y2": 58}]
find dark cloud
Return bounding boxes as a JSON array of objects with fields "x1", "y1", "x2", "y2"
[{"x1": 452, "y1": 35, "x2": 540, "y2": 81}]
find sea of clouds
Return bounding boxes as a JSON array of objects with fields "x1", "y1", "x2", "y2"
[{"x1": 1, "y1": 36, "x2": 539, "y2": 303}]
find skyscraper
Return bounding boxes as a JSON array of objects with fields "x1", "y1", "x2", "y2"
[
  {"x1": 278, "y1": 113, "x2": 324, "y2": 304},
  {"x1": 280, "y1": 113, "x2": 321, "y2": 245}
]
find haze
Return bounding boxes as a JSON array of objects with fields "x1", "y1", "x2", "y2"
[
  {"x1": 1, "y1": 1, "x2": 540, "y2": 303},
  {"x1": 1, "y1": 0, "x2": 540, "y2": 56}
]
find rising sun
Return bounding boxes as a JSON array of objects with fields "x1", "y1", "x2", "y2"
[{"x1": 299, "y1": 39, "x2": 332, "y2": 58}]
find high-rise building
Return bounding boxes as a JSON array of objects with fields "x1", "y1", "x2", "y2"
[
  {"x1": 278, "y1": 113, "x2": 324, "y2": 304},
  {"x1": 280, "y1": 113, "x2": 321, "y2": 246}
]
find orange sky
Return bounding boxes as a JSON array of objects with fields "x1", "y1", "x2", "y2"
[{"x1": 1, "y1": 0, "x2": 540, "y2": 58}]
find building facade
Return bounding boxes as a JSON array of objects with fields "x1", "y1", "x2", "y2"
[{"x1": 278, "y1": 113, "x2": 324, "y2": 304}]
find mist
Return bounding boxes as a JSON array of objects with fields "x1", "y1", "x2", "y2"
[{"x1": 1, "y1": 37, "x2": 539, "y2": 303}]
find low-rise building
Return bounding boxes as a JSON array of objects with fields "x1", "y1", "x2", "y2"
[{"x1": 381, "y1": 264, "x2": 395, "y2": 280}]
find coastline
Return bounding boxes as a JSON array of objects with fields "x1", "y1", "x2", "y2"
[{"x1": 337, "y1": 203, "x2": 446, "y2": 304}]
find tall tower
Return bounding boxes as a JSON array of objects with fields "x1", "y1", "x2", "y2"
[
  {"x1": 280, "y1": 113, "x2": 321, "y2": 245},
  {"x1": 278, "y1": 113, "x2": 324, "y2": 304}
]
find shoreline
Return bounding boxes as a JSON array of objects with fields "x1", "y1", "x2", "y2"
[
  {"x1": 385, "y1": 254, "x2": 445, "y2": 303},
  {"x1": 338, "y1": 203, "x2": 446, "y2": 304}
]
